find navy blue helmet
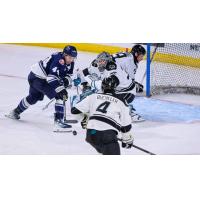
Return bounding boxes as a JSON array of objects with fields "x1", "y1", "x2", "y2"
[{"x1": 63, "y1": 45, "x2": 78, "y2": 57}]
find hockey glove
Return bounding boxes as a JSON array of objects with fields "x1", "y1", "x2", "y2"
[
  {"x1": 56, "y1": 89, "x2": 68, "y2": 101},
  {"x1": 121, "y1": 132, "x2": 134, "y2": 149},
  {"x1": 63, "y1": 75, "x2": 72, "y2": 88},
  {"x1": 81, "y1": 114, "x2": 88, "y2": 129},
  {"x1": 135, "y1": 82, "x2": 144, "y2": 93}
]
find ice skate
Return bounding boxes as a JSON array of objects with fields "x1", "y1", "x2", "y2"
[
  {"x1": 5, "y1": 109, "x2": 21, "y2": 120},
  {"x1": 53, "y1": 114, "x2": 72, "y2": 133},
  {"x1": 130, "y1": 112, "x2": 145, "y2": 122},
  {"x1": 129, "y1": 106, "x2": 145, "y2": 123}
]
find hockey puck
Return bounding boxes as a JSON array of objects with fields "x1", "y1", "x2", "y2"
[{"x1": 72, "y1": 130, "x2": 77, "y2": 136}]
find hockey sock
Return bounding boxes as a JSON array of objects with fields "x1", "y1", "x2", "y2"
[
  {"x1": 55, "y1": 99, "x2": 64, "y2": 120},
  {"x1": 16, "y1": 97, "x2": 31, "y2": 114}
]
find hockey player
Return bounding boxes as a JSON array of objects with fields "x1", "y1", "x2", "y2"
[
  {"x1": 6, "y1": 45, "x2": 78, "y2": 132},
  {"x1": 69, "y1": 53, "x2": 111, "y2": 107},
  {"x1": 71, "y1": 76, "x2": 134, "y2": 155},
  {"x1": 112, "y1": 44, "x2": 146, "y2": 93},
  {"x1": 75, "y1": 51, "x2": 142, "y2": 122},
  {"x1": 79, "y1": 45, "x2": 146, "y2": 94},
  {"x1": 111, "y1": 44, "x2": 146, "y2": 122}
]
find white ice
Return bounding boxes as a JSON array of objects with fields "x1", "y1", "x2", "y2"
[{"x1": 0, "y1": 44, "x2": 200, "y2": 155}]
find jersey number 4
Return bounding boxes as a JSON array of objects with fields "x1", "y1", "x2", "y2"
[{"x1": 96, "y1": 101, "x2": 111, "y2": 114}]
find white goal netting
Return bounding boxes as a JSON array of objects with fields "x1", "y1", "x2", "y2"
[{"x1": 149, "y1": 43, "x2": 200, "y2": 95}]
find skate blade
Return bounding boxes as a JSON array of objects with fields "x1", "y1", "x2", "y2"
[{"x1": 5, "y1": 114, "x2": 20, "y2": 120}]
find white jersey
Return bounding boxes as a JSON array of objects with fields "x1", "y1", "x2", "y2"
[
  {"x1": 75, "y1": 93, "x2": 132, "y2": 133},
  {"x1": 79, "y1": 60, "x2": 135, "y2": 93},
  {"x1": 30, "y1": 59, "x2": 50, "y2": 79},
  {"x1": 110, "y1": 64, "x2": 135, "y2": 93},
  {"x1": 112, "y1": 52, "x2": 138, "y2": 80}
]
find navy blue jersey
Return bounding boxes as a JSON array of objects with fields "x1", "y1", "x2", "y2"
[{"x1": 31, "y1": 52, "x2": 75, "y2": 92}]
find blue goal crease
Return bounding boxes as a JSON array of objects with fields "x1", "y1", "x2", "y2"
[{"x1": 131, "y1": 97, "x2": 200, "y2": 123}]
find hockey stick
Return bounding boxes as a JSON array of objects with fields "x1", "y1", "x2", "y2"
[
  {"x1": 54, "y1": 128, "x2": 78, "y2": 135},
  {"x1": 63, "y1": 95, "x2": 78, "y2": 124},
  {"x1": 140, "y1": 44, "x2": 159, "y2": 85},
  {"x1": 42, "y1": 98, "x2": 55, "y2": 110},
  {"x1": 118, "y1": 139, "x2": 156, "y2": 155},
  {"x1": 63, "y1": 95, "x2": 68, "y2": 122},
  {"x1": 131, "y1": 144, "x2": 156, "y2": 155},
  {"x1": 76, "y1": 85, "x2": 80, "y2": 96}
]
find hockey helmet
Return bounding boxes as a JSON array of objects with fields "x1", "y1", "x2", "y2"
[
  {"x1": 131, "y1": 44, "x2": 146, "y2": 56},
  {"x1": 101, "y1": 75, "x2": 119, "y2": 93},
  {"x1": 63, "y1": 45, "x2": 78, "y2": 58},
  {"x1": 96, "y1": 51, "x2": 112, "y2": 72}
]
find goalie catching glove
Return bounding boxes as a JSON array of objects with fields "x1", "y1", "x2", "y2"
[
  {"x1": 135, "y1": 81, "x2": 144, "y2": 93},
  {"x1": 121, "y1": 132, "x2": 134, "y2": 149}
]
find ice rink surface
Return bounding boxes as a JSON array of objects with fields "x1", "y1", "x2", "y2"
[{"x1": 0, "y1": 44, "x2": 200, "y2": 155}]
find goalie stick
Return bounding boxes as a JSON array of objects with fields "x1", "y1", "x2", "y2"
[{"x1": 63, "y1": 95, "x2": 78, "y2": 124}]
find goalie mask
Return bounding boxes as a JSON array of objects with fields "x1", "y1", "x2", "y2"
[{"x1": 96, "y1": 52, "x2": 112, "y2": 72}]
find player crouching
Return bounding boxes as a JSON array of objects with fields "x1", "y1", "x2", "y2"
[{"x1": 71, "y1": 76, "x2": 134, "y2": 155}]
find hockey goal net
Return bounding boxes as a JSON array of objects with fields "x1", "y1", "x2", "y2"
[{"x1": 147, "y1": 43, "x2": 200, "y2": 96}]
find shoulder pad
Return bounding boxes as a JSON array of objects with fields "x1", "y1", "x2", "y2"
[{"x1": 106, "y1": 61, "x2": 117, "y2": 71}]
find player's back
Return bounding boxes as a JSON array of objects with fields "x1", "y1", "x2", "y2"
[
  {"x1": 86, "y1": 93, "x2": 130, "y2": 132},
  {"x1": 112, "y1": 52, "x2": 138, "y2": 80}
]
